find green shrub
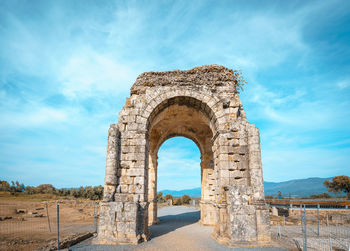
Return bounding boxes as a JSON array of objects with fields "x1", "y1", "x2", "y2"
[
  {"x1": 181, "y1": 195, "x2": 191, "y2": 204},
  {"x1": 309, "y1": 193, "x2": 331, "y2": 199}
]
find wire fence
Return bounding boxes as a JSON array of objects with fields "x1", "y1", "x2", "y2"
[
  {"x1": 1, "y1": 198, "x2": 350, "y2": 250},
  {"x1": 270, "y1": 203, "x2": 350, "y2": 251},
  {"x1": 0, "y1": 200, "x2": 99, "y2": 251}
]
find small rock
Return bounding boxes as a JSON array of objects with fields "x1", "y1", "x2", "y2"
[{"x1": 16, "y1": 209, "x2": 26, "y2": 214}]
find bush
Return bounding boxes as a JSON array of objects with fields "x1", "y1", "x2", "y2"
[
  {"x1": 174, "y1": 198, "x2": 182, "y2": 205},
  {"x1": 0, "y1": 180, "x2": 10, "y2": 191},
  {"x1": 164, "y1": 194, "x2": 173, "y2": 201},
  {"x1": 35, "y1": 184, "x2": 56, "y2": 194},
  {"x1": 309, "y1": 193, "x2": 331, "y2": 199},
  {"x1": 157, "y1": 192, "x2": 164, "y2": 202},
  {"x1": 181, "y1": 195, "x2": 191, "y2": 204}
]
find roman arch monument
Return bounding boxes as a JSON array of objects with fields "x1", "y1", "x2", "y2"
[{"x1": 96, "y1": 65, "x2": 271, "y2": 247}]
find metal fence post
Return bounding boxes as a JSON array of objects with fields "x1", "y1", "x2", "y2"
[
  {"x1": 303, "y1": 204, "x2": 307, "y2": 251},
  {"x1": 277, "y1": 222, "x2": 281, "y2": 238},
  {"x1": 57, "y1": 203, "x2": 59, "y2": 251},
  {"x1": 46, "y1": 202, "x2": 51, "y2": 232},
  {"x1": 93, "y1": 201, "x2": 96, "y2": 232},
  {"x1": 300, "y1": 204, "x2": 303, "y2": 232},
  {"x1": 317, "y1": 203, "x2": 320, "y2": 236}
]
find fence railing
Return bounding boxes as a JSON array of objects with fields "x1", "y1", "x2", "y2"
[
  {"x1": 269, "y1": 201, "x2": 350, "y2": 251},
  {"x1": 0, "y1": 200, "x2": 99, "y2": 251}
]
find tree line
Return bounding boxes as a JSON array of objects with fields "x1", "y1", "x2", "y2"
[
  {"x1": 0, "y1": 179, "x2": 103, "y2": 200},
  {"x1": 2, "y1": 175, "x2": 348, "y2": 201},
  {"x1": 157, "y1": 192, "x2": 192, "y2": 205}
]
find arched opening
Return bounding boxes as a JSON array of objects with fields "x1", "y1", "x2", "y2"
[
  {"x1": 146, "y1": 96, "x2": 217, "y2": 227},
  {"x1": 157, "y1": 137, "x2": 201, "y2": 195}
]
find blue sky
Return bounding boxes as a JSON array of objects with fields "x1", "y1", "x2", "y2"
[{"x1": 0, "y1": 0, "x2": 349, "y2": 190}]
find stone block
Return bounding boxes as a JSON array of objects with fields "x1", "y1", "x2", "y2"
[
  {"x1": 114, "y1": 193, "x2": 129, "y2": 202},
  {"x1": 271, "y1": 207, "x2": 278, "y2": 216},
  {"x1": 127, "y1": 168, "x2": 145, "y2": 176}
]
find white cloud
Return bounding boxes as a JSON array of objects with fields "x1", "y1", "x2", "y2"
[
  {"x1": 0, "y1": 105, "x2": 70, "y2": 129},
  {"x1": 262, "y1": 147, "x2": 350, "y2": 182},
  {"x1": 60, "y1": 49, "x2": 137, "y2": 99},
  {"x1": 337, "y1": 80, "x2": 349, "y2": 89}
]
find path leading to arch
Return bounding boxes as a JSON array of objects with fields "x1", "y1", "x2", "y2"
[{"x1": 70, "y1": 206, "x2": 288, "y2": 251}]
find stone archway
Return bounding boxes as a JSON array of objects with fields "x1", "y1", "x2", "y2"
[
  {"x1": 96, "y1": 65, "x2": 271, "y2": 247},
  {"x1": 147, "y1": 96, "x2": 216, "y2": 226}
]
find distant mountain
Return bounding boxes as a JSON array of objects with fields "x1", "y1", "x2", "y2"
[
  {"x1": 160, "y1": 177, "x2": 333, "y2": 198},
  {"x1": 160, "y1": 188, "x2": 201, "y2": 198},
  {"x1": 264, "y1": 177, "x2": 333, "y2": 197}
]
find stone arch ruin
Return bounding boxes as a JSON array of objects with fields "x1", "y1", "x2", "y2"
[{"x1": 96, "y1": 65, "x2": 271, "y2": 247}]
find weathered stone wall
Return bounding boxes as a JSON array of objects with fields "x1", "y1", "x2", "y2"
[{"x1": 95, "y1": 65, "x2": 271, "y2": 246}]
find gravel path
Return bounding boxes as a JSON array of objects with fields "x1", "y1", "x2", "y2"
[{"x1": 70, "y1": 206, "x2": 288, "y2": 251}]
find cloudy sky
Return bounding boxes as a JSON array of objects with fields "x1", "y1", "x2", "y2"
[{"x1": 0, "y1": 0, "x2": 349, "y2": 190}]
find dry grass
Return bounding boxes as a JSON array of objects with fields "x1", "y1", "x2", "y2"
[{"x1": 0, "y1": 195, "x2": 98, "y2": 251}]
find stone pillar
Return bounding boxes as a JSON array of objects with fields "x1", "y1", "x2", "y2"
[
  {"x1": 227, "y1": 185, "x2": 257, "y2": 245},
  {"x1": 148, "y1": 152, "x2": 158, "y2": 225},
  {"x1": 95, "y1": 130, "x2": 150, "y2": 245},
  {"x1": 212, "y1": 125, "x2": 270, "y2": 246},
  {"x1": 212, "y1": 133, "x2": 230, "y2": 243},
  {"x1": 96, "y1": 124, "x2": 121, "y2": 243},
  {"x1": 248, "y1": 125, "x2": 271, "y2": 242},
  {"x1": 247, "y1": 125, "x2": 265, "y2": 202},
  {"x1": 103, "y1": 124, "x2": 120, "y2": 202},
  {"x1": 200, "y1": 154, "x2": 216, "y2": 225}
]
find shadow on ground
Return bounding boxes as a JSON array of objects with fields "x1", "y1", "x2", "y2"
[{"x1": 149, "y1": 210, "x2": 200, "y2": 238}]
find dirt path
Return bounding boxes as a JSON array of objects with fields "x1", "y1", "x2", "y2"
[{"x1": 70, "y1": 206, "x2": 288, "y2": 251}]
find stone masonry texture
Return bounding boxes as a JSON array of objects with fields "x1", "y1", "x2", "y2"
[{"x1": 94, "y1": 65, "x2": 271, "y2": 247}]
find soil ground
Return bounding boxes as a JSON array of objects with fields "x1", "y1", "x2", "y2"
[{"x1": 0, "y1": 194, "x2": 97, "y2": 251}]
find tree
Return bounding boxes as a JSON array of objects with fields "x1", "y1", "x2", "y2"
[
  {"x1": 164, "y1": 194, "x2": 173, "y2": 201},
  {"x1": 35, "y1": 184, "x2": 56, "y2": 194},
  {"x1": 157, "y1": 192, "x2": 164, "y2": 202},
  {"x1": 181, "y1": 195, "x2": 191, "y2": 204},
  {"x1": 15, "y1": 181, "x2": 25, "y2": 192},
  {"x1": 0, "y1": 180, "x2": 10, "y2": 191},
  {"x1": 324, "y1": 176, "x2": 350, "y2": 198},
  {"x1": 9, "y1": 181, "x2": 24, "y2": 195},
  {"x1": 24, "y1": 186, "x2": 36, "y2": 195},
  {"x1": 174, "y1": 197, "x2": 182, "y2": 205}
]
